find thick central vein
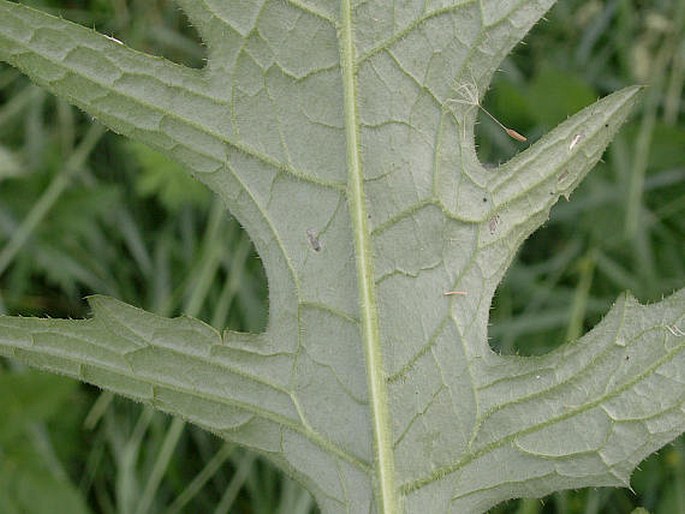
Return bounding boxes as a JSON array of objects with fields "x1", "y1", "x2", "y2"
[{"x1": 339, "y1": 3, "x2": 398, "y2": 513}]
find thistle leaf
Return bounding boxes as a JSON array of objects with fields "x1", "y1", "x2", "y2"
[{"x1": 1, "y1": 2, "x2": 683, "y2": 513}]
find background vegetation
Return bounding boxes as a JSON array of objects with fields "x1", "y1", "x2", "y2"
[{"x1": 0, "y1": 0, "x2": 683, "y2": 512}]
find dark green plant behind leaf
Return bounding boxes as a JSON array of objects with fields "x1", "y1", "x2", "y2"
[
  {"x1": 527, "y1": 67, "x2": 597, "y2": 127},
  {"x1": 128, "y1": 140, "x2": 210, "y2": 212},
  {"x1": 0, "y1": 370, "x2": 91, "y2": 514}
]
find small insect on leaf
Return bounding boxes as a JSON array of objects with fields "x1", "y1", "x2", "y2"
[
  {"x1": 488, "y1": 214, "x2": 501, "y2": 235},
  {"x1": 444, "y1": 291, "x2": 468, "y2": 296},
  {"x1": 306, "y1": 228, "x2": 322, "y2": 252},
  {"x1": 666, "y1": 324, "x2": 685, "y2": 337},
  {"x1": 569, "y1": 133, "x2": 583, "y2": 151}
]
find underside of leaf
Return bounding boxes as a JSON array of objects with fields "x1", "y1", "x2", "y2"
[{"x1": 1, "y1": 1, "x2": 684, "y2": 513}]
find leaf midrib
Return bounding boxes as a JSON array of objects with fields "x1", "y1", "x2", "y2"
[{"x1": 339, "y1": 2, "x2": 398, "y2": 513}]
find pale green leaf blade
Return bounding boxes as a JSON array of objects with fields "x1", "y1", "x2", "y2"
[
  {"x1": 463, "y1": 86, "x2": 644, "y2": 295},
  {"x1": 0, "y1": 296, "x2": 301, "y2": 443},
  {"x1": 402, "y1": 289, "x2": 685, "y2": 512},
  {"x1": 0, "y1": 294, "x2": 373, "y2": 511},
  {"x1": 0, "y1": 1, "x2": 684, "y2": 514}
]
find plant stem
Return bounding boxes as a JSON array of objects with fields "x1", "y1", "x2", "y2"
[
  {"x1": 340, "y1": 1, "x2": 398, "y2": 512},
  {"x1": 0, "y1": 123, "x2": 105, "y2": 276}
]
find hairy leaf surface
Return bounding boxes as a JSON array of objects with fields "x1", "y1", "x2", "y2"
[{"x1": 1, "y1": 1, "x2": 684, "y2": 513}]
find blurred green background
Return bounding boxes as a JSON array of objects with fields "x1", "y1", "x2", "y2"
[{"x1": 0, "y1": 1, "x2": 683, "y2": 513}]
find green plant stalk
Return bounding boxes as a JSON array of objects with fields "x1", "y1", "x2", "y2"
[
  {"x1": 663, "y1": 2, "x2": 685, "y2": 125},
  {"x1": 624, "y1": 32, "x2": 674, "y2": 239},
  {"x1": 565, "y1": 252, "x2": 596, "y2": 343},
  {"x1": 0, "y1": 122, "x2": 105, "y2": 276},
  {"x1": 134, "y1": 416, "x2": 185, "y2": 514},
  {"x1": 210, "y1": 234, "x2": 251, "y2": 330},
  {"x1": 181, "y1": 199, "x2": 226, "y2": 316},
  {"x1": 115, "y1": 406, "x2": 155, "y2": 513},
  {"x1": 166, "y1": 443, "x2": 235, "y2": 514},
  {"x1": 83, "y1": 390, "x2": 114, "y2": 430},
  {"x1": 28, "y1": 421, "x2": 69, "y2": 481},
  {"x1": 213, "y1": 452, "x2": 257, "y2": 514},
  {"x1": 0, "y1": 83, "x2": 42, "y2": 127}
]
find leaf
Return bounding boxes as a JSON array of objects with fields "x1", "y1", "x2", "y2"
[
  {"x1": 0, "y1": 371, "x2": 91, "y2": 514},
  {"x1": 0, "y1": 2, "x2": 684, "y2": 513},
  {"x1": 0, "y1": 372, "x2": 89, "y2": 514},
  {"x1": 0, "y1": 463, "x2": 92, "y2": 514}
]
